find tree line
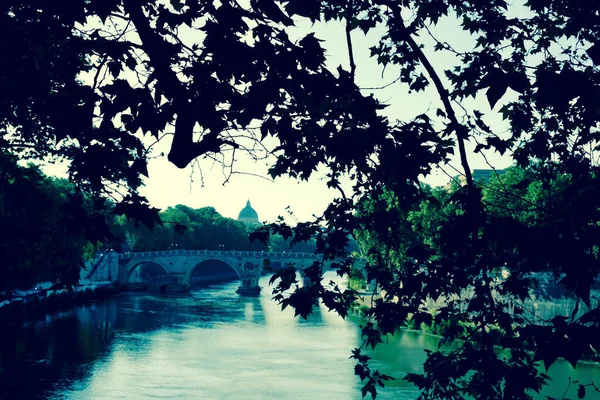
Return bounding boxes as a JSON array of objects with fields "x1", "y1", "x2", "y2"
[
  {"x1": 0, "y1": 156, "x2": 315, "y2": 292},
  {"x1": 110, "y1": 203, "x2": 316, "y2": 253},
  {"x1": 0, "y1": 152, "x2": 97, "y2": 291}
]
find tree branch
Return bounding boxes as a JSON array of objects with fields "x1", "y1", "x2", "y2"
[
  {"x1": 385, "y1": 4, "x2": 474, "y2": 192},
  {"x1": 345, "y1": 0, "x2": 357, "y2": 79},
  {"x1": 123, "y1": 0, "x2": 232, "y2": 168}
]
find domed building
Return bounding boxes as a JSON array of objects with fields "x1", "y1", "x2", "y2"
[{"x1": 238, "y1": 200, "x2": 260, "y2": 227}]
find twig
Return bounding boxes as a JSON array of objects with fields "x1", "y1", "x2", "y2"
[{"x1": 359, "y1": 75, "x2": 401, "y2": 91}]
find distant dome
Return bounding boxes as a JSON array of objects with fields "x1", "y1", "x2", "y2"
[{"x1": 238, "y1": 200, "x2": 259, "y2": 226}]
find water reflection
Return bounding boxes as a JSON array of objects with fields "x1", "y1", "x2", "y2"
[
  {"x1": 0, "y1": 302, "x2": 117, "y2": 399},
  {"x1": 0, "y1": 275, "x2": 599, "y2": 399}
]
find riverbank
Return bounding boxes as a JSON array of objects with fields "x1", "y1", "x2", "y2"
[
  {"x1": 0, "y1": 284, "x2": 119, "y2": 325},
  {"x1": 350, "y1": 289, "x2": 600, "y2": 367}
]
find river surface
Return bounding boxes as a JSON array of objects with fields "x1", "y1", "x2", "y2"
[{"x1": 1, "y1": 274, "x2": 599, "y2": 399}]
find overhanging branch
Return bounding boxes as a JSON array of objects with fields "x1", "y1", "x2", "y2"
[
  {"x1": 383, "y1": 2, "x2": 474, "y2": 192},
  {"x1": 123, "y1": 0, "x2": 230, "y2": 169}
]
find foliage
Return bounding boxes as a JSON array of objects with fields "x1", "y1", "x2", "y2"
[
  {"x1": 0, "y1": 156, "x2": 262, "y2": 291},
  {"x1": 4, "y1": 0, "x2": 600, "y2": 398},
  {"x1": 112, "y1": 204, "x2": 266, "y2": 252},
  {"x1": 347, "y1": 267, "x2": 367, "y2": 291},
  {"x1": 0, "y1": 153, "x2": 103, "y2": 290},
  {"x1": 267, "y1": 234, "x2": 317, "y2": 253}
]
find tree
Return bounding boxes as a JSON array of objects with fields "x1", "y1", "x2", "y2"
[
  {"x1": 268, "y1": 234, "x2": 317, "y2": 253},
  {"x1": 4, "y1": 0, "x2": 600, "y2": 398},
  {"x1": 0, "y1": 153, "x2": 102, "y2": 290},
  {"x1": 112, "y1": 205, "x2": 261, "y2": 251}
]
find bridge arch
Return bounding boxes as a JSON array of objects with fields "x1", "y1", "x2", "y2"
[
  {"x1": 102, "y1": 250, "x2": 330, "y2": 294},
  {"x1": 125, "y1": 260, "x2": 170, "y2": 283},
  {"x1": 118, "y1": 257, "x2": 171, "y2": 285},
  {"x1": 188, "y1": 259, "x2": 240, "y2": 284}
]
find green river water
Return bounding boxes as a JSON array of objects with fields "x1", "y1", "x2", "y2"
[{"x1": 1, "y1": 273, "x2": 599, "y2": 399}]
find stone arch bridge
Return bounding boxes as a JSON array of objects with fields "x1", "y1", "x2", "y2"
[{"x1": 84, "y1": 250, "x2": 325, "y2": 295}]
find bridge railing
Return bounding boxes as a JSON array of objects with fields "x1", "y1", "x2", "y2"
[{"x1": 117, "y1": 249, "x2": 322, "y2": 260}]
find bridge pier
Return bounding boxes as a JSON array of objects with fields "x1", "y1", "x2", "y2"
[{"x1": 236, "y1": 277, "x2": 261, "y2": 296}]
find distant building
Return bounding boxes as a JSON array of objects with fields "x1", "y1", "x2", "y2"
[
  {"x1": 445, "y1": 168, "x2": 506, "y2": 189},
  {"x1": 238, "y1": 200, "x2": 260, "y2": 226},
  {"x1": 472, "y1": 169, "x2": 505, "y2": 183}
]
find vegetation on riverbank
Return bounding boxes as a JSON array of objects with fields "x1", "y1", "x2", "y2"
[
  {"x1": 0, "y1": 153, "x2": 101, "y2": 291},
  {"x1": 0, "y1": 155, "x2": 317, "y2": 296},
  {"x1": 0, "y1": 154, "x2": 254, "y2": 293},
  {"x1": 110, "y1": 204, "x2": 317, "y2": 253},
  {"x1": 0, "y1": 285, "x2": 118, "y2": 325}
]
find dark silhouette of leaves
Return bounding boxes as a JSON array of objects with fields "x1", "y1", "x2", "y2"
[
  {"x1": 4, "y1": 0, "x2": 600, "y2": 398},
  {"x1": 486, "y1": 81, "x2": 509, "y2": 110},
  {"x1": 285, "y1": 0, "x2": 320, "y2": 21},
  {"x1": 587, "y1": 43, "x2": 600, "y2": 65},
  {"x1": 578, "y1": 384, "x2": 586, "y2": 399}
]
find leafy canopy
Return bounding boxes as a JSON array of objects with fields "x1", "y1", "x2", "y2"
[{"x1": 3, "y1": 0, "x2": 600, "y2": 398}]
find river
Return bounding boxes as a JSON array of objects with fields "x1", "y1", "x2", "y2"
[{"x1": 1, "y1": 274, "x2": 599, "y2": 399}]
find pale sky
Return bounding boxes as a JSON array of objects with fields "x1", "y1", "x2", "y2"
[
  {"x1": 46, "y1": 9, "x2": 516, "y2": 224},
  {"x1": 137, "y1": 15, "x2": 514, "y2": 223}
]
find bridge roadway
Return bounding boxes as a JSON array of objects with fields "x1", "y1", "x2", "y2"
[{"x1": 85, "y1": 249, "x2": 325, "y2": 295}]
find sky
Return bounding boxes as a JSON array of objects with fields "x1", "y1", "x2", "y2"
[
  {"x1": 47, "y1": 6, "x2": 516, "y2": 224},
  {"x1": 137, "y1": 13, "x2": 514, "y2": 223}
]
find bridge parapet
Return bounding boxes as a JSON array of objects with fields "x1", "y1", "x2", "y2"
[{"x1": 117, "y1": 250, "x2": 321, "y2": 261}]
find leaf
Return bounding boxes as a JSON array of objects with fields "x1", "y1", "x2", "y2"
[
  {"x1": 261, "y1": 117, "x2": 277, "y2": 140},
  {"x1": 131, "y1": 159, "x2": 149, "y2": 178},
  {"x1": 479, "y1": 71, "x2": 496, "y2": 89},
  {"x1": 91, "y1": 0, "x2": 121, "y2": 23},
  {"x1": 486, "y1": 81, "x2": 509, "y2": 109},
  {"x1": 107, "y1": 61, "x2": 122, "y2": 78},
  {"x1": 249, "y1": 226, "x2": 271, "y2": 244},
  {"x1": 486, "y1": 136, "x2": 511, "y2": 155},
  {"x1": 170, "y1": 0, "x2": 184, "y2": 11},
  {"x1": 579, "y1": 308, "x2": 600, "y2": 324},
  {"x1": 299, "y1": 33, "x2": 325, "y2": 57},
  {"x1": 587, "y1": 43, "x2": 600, "y2": 65},
  {"x1": 474, "y1": 143, "x2": 489, "y2": 153},
  {"x1": 362, "y1": 322, "x2": 383, "y2": 349},
  {"x1": 479, "y1": 68, "x2": 511, "y2": 108},
  {"x1": 355, "y1": 363, "x2": 369, "y2": 380},
  {"x1": 578, "y1": 384, "x2": 586, "y2": 399},
  {"x1": 535, "y1": 333, "x2": 577, "y2": 370},
  {"x1": 285, "y1": 0, "x2": 320, "y2": 21},
  {"x1": 551, "y1": 315, "x2": 569, "y2": 330},
  {"x1": 507, "y1": 72, "x2": 530, "y2": 93},
  {"x1": 113, "y1": 200, "x2": 162, "y2": 231},
  {"x1": 282, "y1": 287, "x2": 316, "y2": 319},
  {"x1": 121, "y1": 113, "x2": 134, "y2": 125},
  {"x1": 350, "y1": 348, "x2": 371, "y2": 364},
  {"x1": 404, "y1": 372, "x2": 428, "y2": 388},
  {"x1": 125, "y1": 55, "x2": 137, "y2": 71},
  {"x1": 253, "y1": 0, "x2": 294, "y2": 26},
  {"x1": 411, "y1": 312, "x2": 433, "y2": 327},
  {"x1": 357, "y1": 19, "x2": 377, "y2": 35}
]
